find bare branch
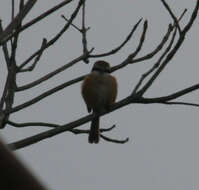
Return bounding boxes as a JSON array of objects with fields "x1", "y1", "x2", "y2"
[
  {"x1": 71, "y1": 125, "x2": 116, "y2": 134},
  {"x1": 7, "y1": 120, "x2": 60, "y2": 128},
  {"x1": 0, "y1": 0, "x2": 37, "y2": 44},
  {"x1": 143, "y1": 83, "x2": 199, "y2": 103},
  {"x1": 61, "y1": 15, "x2": 82, "y2": 32},
  {"x1": 7, "y1": 93, "x2": 138, "y2": 150},
  {"x1": 128, "y1": 20, "x2": 148, "y2": 60},
  {"x1": 19, "y1": 0, "x2": 24, "y2": 11},
  {"x1": 133, "y1": 27, "x2": 177, "y2": 94},
  {"x1": 19, "y1": 0, "x2": 84, "y2": 70},
  {"x1": 178, "y1": 8, "x2": 187, "y2": 22},
  {"x1": 160, "y1": 101, "x2": 199, "y2": 107},
  {"x1": 81, "y1": 0, "x2": 89, "y2": 63},
  {"x1": 7, "y1": 113, "x2": 94, "y2": 150},
  {"x1": 11, "y1": 0, "x2": 15, "y2": 21},
  {"x1": 19, "y1": 38, "x2": 47, "y2": 72},
  {"x1": 138, "y1": 2, "x2": 199, "y2": 96},
  {"x1": 182, "y1": 0, "x2": 199, "y2": 33},
  {"x1": 128, "y1": 7, "x2": 187, "y2": 64},
  {"x1": 7, "y1": 95, "x2": 136, "y2": 150},
  {"x1": 129, "y1": 23, "x2": 173, "y2": 64},
  {"x1": 62, "y1": 7, "x2": 90, "y2": 64},
  {"x1": 90, "y1": 18, "x2": 143, "y2": 58},
  {"x1": 100, "y1": 134, "x2": 129, "y2": 144},
  {"x1": 8, "y1": 75, "x2": 85, "y2": 114},
  {"x1": 101, "y1": 124, "x2": 116, "y2": 132},
  {"x1": 16, "y1": 50, "x2": 92, "y2": 91},
  {"x1": 0, "y1": 21, "x2": 10, "y2": 67},
  {"x1": 1, "y1": 0, "x2": 73, "y2": 44},
  {"x1": 7, "y1": 120, "x2": 116, "y2": 136},
  {"x1": 161, "y1": 0, "x2": 182, "y2": 33},
  {"x1": 7, "y1": 77, "x2": 199, "y2": 150},
  {"x1": 68, "y1": 125, "x2": 116, "y2": 134},
  {"x1": 20, "y1": 0, "x2": 73, "y2": 33},
  {"x1": 111, "y1": 20, "x2": 148, "y2": 72},
  {"x1": 0, "y1": 77, "x2": 9, "y2": 110},
  {"x1": 8, "y1": 103, "x2": 126, "y2": 150},
  {"x1": 128, "y1": 8, "x2": 186, "y2": 68}
]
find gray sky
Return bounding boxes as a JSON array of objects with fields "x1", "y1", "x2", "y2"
[{"x1": 1, "y1": 0, "x2": 199, "y2": 189}]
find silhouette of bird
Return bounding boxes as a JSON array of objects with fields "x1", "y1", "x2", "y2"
[{"x1": 82, "y1": 61, "x2": 118, "y2": 143}]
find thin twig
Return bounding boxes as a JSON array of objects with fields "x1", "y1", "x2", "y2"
[
  {"x1": 133, "y1": 8, "x2": 186, "y2": 93},
  {"x1": 8, "y1": 75, "x2": 86, "y2": 113},
  {"x1": 128, "y1": 20, "x2": 148, "y2": 60},
  {"x1": 68, "y1": 125, "x2": 116, "y2": 134},
  {"x1": 133, "y1": 27, "x2": 177, "y2": 94},
  {"x1": 0, "y1": 21, "x2": 10, "y2": 67},
  {"x1": 100, "y1": 134, "x2": 129, "y2": 144},
  {"x1": 111, "y1": 20, "x2": 148, "y2": 72},
  {"x1": 90, "y1": 18, "x2": 143, "y2": 58},
  {"x1": 0, "y1": 77, "x2": 9, "y2": 110},
  {"x1": 161, "y1": 0, "x2": 182, "y2": 33},
  {"x1": 138, "y1": 2, "x2": 199, "y2": 95},
  {"x1": 7, "y1": 120, "x2": 60, "y2": 128},
  {"x1": 17, "y1": 49, "x2": 92, "y2": 91},
  {"x1": 7, "y1": 113, "x2": 95, "y2": 150},
  {"x1": 129, "y1": 24, "x2": 173, "y2": 64},
  {"x1": 161, "y1": 101, "x2": 199, "y2": 107},
  {"x1": 129, "y1": 7, "x2": 187, "y2": 66},
  {"x1": 1, "y1": 0, "x2": 73, "y2": 44},
  {"x1": 178, "y1": 9, "x2": 187, "y2": 22},
  {"x1": 11, "y1": 0, "x2": 15, "y2": 21},
  {"x1": 141, "y1": 83, "x2": 199, "y2": 103},
  {"x1": 7, "y1": 120, "x2": 116, "y2": 135},
  {"x1": 19, "y1": 0, "x2": 84, "y2": 70},
  {"x1": 81, "y1": 0, "x2": 89, "y2": 63},
  {"x1": 0, "y1": 0, "x2": 37, "y2": 44},
  {"x1": 61, "y1": 15, "x2": 82, "y2": 32},
  {"x1": 182, "y1": 0, "x2": 199, "y2": 33},
  {"x1": 19, "y1": 38, "x2": 47, "y2": 72}
]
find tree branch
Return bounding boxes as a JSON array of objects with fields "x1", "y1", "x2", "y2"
[
  {"x1": 89, "y1": 18, "x2": 143, "y2": 58},
  {"x1": 7, "y1": 75, "x2": 85, "y2": 114},
  {"x1": 7, "y1": 120, "x2": 116, "y2": 134},
  {"x1": 111, "y1": 20, "x2": 148, "y2": 72},
  {"x1": 19, "y1": 38, "x2": 47, "y2": 72},
  {"x1": 18, "y1": 0, "x2": 84, "y2": 70},
  {"x1": 7, "y1": 77, "x2": 199, "y2": 150},
  {"x1": 132, "y1": 27, "x2": 177, "y2": 94},
  {"x1": 182, "y1": 0, "x2": 199, "y2": 33},
  {"x1": 81, "y1": 0, "x2": 89, "y2": 63},
  {"x1": 0, "y1": 0, "x2": 73, "y2": 44},
  {"x1": 142, "y1": 83, "x2": 199, "y2": 103},
  {"x1": 0, "y1": 0, "x2": 37, "y2": 44},
  {"x1": 16, "y1": 50, "x2": 91, "y2": 91},
  {"x1": 0, "y1": 21, "x2": 10, "y2": 67},
  {"x1": 161, "y1": 0, "x2": 182, "y2": 33},
  {"x1": 100, "y1": 134, "x2": 129, "y2": 144},
  {"x1": 160, "y1": 101, "x2": 199, "y2": 107}
]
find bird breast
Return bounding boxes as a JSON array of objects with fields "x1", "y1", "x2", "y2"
[{"x1": 82, "y1": 72, "x2": 117, "y2": 112}]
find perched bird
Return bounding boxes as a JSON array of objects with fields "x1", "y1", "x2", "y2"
[{"x1": 82, "y1": 61, "x2": 118, "y2": 143}]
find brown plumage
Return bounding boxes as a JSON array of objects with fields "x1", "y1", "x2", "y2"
[{"x1": 82, "y1": 61, "x2": 118, "y2": 143}]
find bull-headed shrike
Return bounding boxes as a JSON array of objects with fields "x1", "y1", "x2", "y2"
[{"x1": 82, "y1": 61, "x2": 118, "y2": 143}]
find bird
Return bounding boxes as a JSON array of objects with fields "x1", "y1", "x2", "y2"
[{"x1": 81, "y1": 60, "x2": 118, "y2": 143}]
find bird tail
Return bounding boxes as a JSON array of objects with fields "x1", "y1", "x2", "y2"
[{"x1": 88, "y1": 115, "x2": 100, "y2": 144}]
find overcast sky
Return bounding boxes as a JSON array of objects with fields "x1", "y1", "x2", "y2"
[{"x1": 1, "y1": 0, "x2": 199, "y2": 190}]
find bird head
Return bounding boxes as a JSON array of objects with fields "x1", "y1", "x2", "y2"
[{"x1": 92, "y1": 60, "x2": 111, "y2": 73}]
